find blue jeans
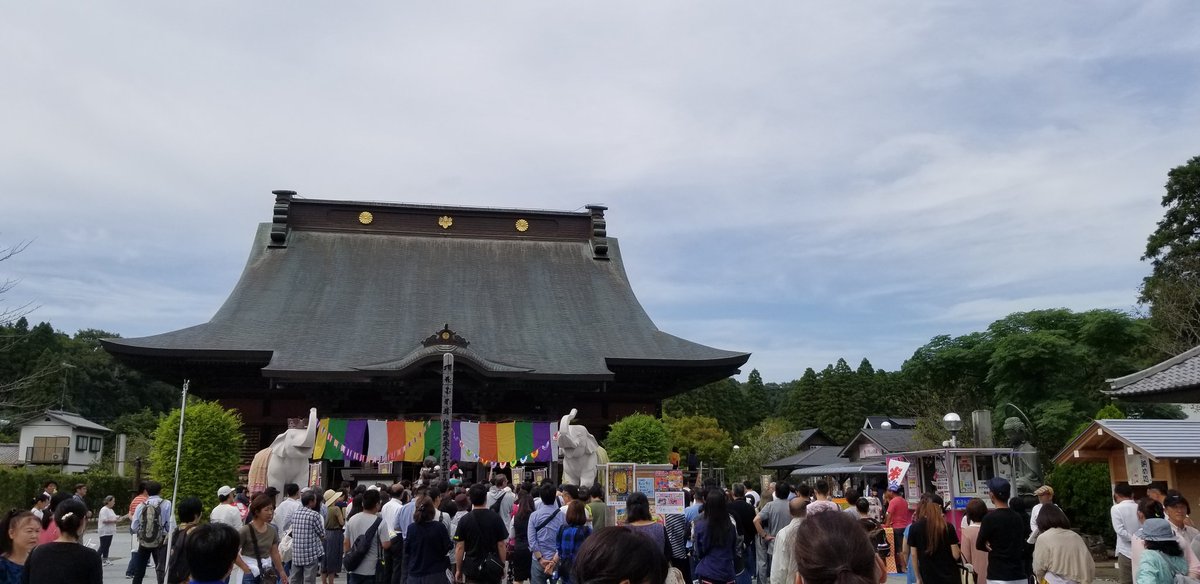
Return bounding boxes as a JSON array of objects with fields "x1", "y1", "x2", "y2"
[
  {"x1": 347, "y1": 573, "x2": 376, "y2": 584},
  {"x1": 531, "y1": 559, "x2": 552, "y2": 584}
]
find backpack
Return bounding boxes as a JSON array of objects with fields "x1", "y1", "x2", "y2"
[
  {"x1": 138, "y1": 500, "x2": 166, "y2": 549},
  {"x1": 166, "y1": 526, "x2": 194, "y2": 583}
]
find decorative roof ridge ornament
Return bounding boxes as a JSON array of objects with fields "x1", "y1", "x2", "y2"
[
  {"x1": 586, "y1": 204, "x2": 608, "y2": 260},
  {"x1": 269, "y1": 189, "x2": 296, "y2": 248},
  {"x1": 421, "y1": 324, "x2": 469, "y2": 352}
]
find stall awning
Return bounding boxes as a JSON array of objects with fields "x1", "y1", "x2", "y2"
[{"x1": 791, "y1": 462, "x2": 887, "y2": 476}]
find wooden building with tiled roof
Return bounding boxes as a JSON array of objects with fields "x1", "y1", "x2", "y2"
[{"x1": 102, "y1": 191, "x2": 750, "y2": 452}]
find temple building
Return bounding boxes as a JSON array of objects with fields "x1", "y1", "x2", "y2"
[{"x1": 103, "y1": 191, "x2": 750, "y2": 459}]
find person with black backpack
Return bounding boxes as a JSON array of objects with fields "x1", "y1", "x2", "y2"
[
  {"x1": 131, "y1": 480, "x2": 175, "y2": 584},
  {"x1": 455, "y1": 483, "x2": 510, "y2": 584},
  {"x1": 164, "y1": 497, "x2": 203, "y2": 584}
]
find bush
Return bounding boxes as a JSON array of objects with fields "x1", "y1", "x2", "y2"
[
  {"x1": 604, "y1": 414, "x2": 670, "y2": 464},
  {"x1": 0, "y1": 468, "x2": 135, "y2": 517},
  {"x1": 150, "y1": 398, "x2": 243, "y2": 512},
  {"x1": 1045, "y1": 461, "x2": 1113, "y2": 546}
]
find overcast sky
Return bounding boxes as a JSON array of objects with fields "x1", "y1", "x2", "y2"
[{"x1": 3, "y1": 3, "x2": 1199, "y2": 383}]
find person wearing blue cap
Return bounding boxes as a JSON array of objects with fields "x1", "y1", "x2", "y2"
[
  {"x1": 976, "y1": 477, "x2": 1029, "y2": 584},
  {"x1": 1136, "y1": 518, "x2": 1189, "y2": 584}
]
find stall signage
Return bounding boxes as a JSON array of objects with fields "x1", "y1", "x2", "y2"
[{"x1": 1125, "y1": 452, "x2": 1153, "y2": 486}]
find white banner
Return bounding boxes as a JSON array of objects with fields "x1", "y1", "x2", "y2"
[{"x1": 887, "y1": 458, "x2": 911, "y2": 491}]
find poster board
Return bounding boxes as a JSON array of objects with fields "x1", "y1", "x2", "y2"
[
  {"x1": 607, "y1": 464, "x2": 635, "y2": 505},
  {"x1": 956, "y1": 456, "x2": 976, "y2": 493}
]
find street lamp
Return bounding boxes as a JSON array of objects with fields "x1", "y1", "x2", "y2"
[{"x1": 942, "y1": 413, "x2": 963, "y2": 448}]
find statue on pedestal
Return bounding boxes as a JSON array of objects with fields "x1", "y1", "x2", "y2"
[
  {"x1": 559, "y1": 409, "x2": 608, "y2": 487},
  {"x1": 247, "y1": 408, "x2": 319, "y2": 497}
]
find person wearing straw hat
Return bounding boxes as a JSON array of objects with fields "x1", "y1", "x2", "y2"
[
  {"x1": 322, "y1": 489, "x2": 347, "y2": 584},
  {"x1": 1136, "y1": 518, "x2": 1189, "y2": 584}
]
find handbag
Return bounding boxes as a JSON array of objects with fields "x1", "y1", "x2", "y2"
[
  {"x1": 249, "y1": 524, "x2": 280, "y2": 582},
  {"x1": 279, "y1": 527, "x2": 294, "y2": 562}
]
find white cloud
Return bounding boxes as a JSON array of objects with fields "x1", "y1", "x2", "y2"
[{"x1": 2, "y1": 1, "x2": 1198, "y2": 381}]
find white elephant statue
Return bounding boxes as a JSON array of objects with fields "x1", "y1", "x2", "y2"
[
  {"x1": 248, "y1": 408, "x2": 318, "y2": 498},
  {"x1": 559, "y1": 409, "x2": 607, "y2": 487}
]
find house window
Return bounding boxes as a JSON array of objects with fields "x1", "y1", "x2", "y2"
[
  {"x1": 30, "y1": 436, "x2": 69, "y2": 463},
  {"x1": 76, "y1": 435, "x2": 89, "y2": 451},
  {"x1": 89, "y1": 437, "x2": 102, "y2": 452}
]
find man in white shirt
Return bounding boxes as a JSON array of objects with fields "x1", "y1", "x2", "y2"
[
  {"x1": 769, "y1": 498, "x2": 807, "y2": 584},
  {"x1": 210, "y1": 486, "x2": 243, "y2": 528},
  {"x1": 1028, "y1": 485, "x2": 1055, "y2": 544},
  {"x1": 1110, "y1": 483, "x2": 1139, "y2": 584},
  {"x1": 744, "y1": 481, "x2": 761, "y2": 508},
  {"x1": 274, "y1": 483, "x2": 302, "y2": 532}
]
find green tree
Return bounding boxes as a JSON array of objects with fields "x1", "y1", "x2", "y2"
[
  {"x1": 663, "y1": 415, "x2": 733, "y2": 468},
  {"x1": 1140, "y1": 155, "x2": 1200, "y2": 356},
  {"x1": 783, "y1": 368, "x2": 820, "y2": 430},
  {"x1": 151, "y1": 398, "x2": 243, "y2": 511},
  {"x1": 726, "y1": 417, "x2": 794, "y2": 483},
  {"x1": 1045, "y1": 462, "x2": 1113, "y2": 545},
  {"x1": 663, "y1": 378, "x2": 749, "y2": 436},
  {"x1": 604, "y1": 414, "x2": 669, "y2": 464},
  {"x1": 741, "y1": 370, "x2": 770, "y2": 430}
]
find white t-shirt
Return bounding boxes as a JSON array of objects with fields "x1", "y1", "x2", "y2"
[
  {"x1": 746, "y1": 490, "x2": 761, "y2": 508},
  {"x1": 211, "y1": 503, "x2": 243, "y2": 529},
  {"x1": 98, "y1": 506, "x2": 119, "y2": 536}
]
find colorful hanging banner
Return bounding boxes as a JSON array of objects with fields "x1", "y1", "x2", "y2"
[{"x1": 314, "y1": 417, "x2": 556, "y2": 465}]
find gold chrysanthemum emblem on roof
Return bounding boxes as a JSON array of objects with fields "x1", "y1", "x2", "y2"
[
  {"x1": 438, "y1": 216, "x2": 453, "y2": 229},
  {"x1": 515, "y1": 219, "x2": 529, "y2": 232},
  {"x1": 358, "y1": 211, "x2": 374, "y2": 225}
]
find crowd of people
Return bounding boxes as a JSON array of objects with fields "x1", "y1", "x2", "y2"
[{"x1": 0, "y1": 473, "x2": 1195, "y2": 584}]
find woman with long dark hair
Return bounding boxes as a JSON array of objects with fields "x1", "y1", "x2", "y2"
[
  {"x1": 907, "y1": 494, "x2": 960, "y2": 584},
  {"x1": 694, "y1": 489, "x2": 738, "y2": 584},
  {"x1": 511, "y1": 491, "x2": 536, "y2": 584},
  {"x1": 0, "y1": 510, "x2": 40, "y2": 583},
  {"x1": 23, "y1": 499, "x2": 103, "y2": 584}
]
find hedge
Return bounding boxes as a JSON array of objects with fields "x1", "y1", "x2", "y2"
[{"x1": 0, "y1": 467, "x2": 136, "y2": 517}]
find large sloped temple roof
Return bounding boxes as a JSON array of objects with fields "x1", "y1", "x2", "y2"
[
  {"x1": 103, "y1": 192, "x2": 749, "y2": 429},
  {"x1": 1105, "y1": 345, "x2": 1200, "y2": 403}
]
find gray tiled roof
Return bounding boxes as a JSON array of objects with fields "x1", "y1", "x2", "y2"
[
  {"x1": 838, "y1": 428, "x2": 918, "y2": 458},
  {"x1": 0, "y1": 444, "x2": 18, "y2": 465},
  {"x1": 1093, "y1": 419, "x2": 1200, "y2": 459},
  {"x1": 763, "y1": 445, "x2": 846, "y2": 469},
  {"x1": 45, "y1": 410, "x2": 111, "y2": 433},
  {"x1": 864, "y1": 416, "x2": 917, "y2": 429},
  {"x1": 104, "y1": 215, "x2": 748, "y2": 383},
  {"x1": 1106, "y1": 345, "x2": 1200, "y2": 397}
]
